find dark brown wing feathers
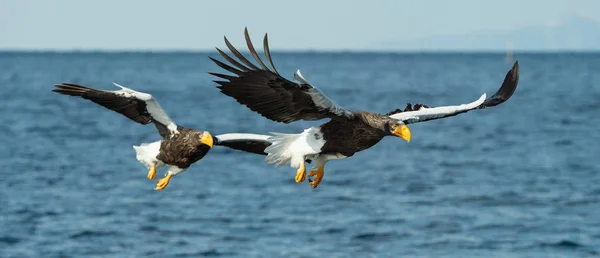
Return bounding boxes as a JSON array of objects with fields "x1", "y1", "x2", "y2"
[
  {"x1": 224, "y1": 35, "x2": 260, "y2": 71},
  {"x1": 478, "y1": 61, "x2": 519, "y2": 109},
  {"x1": 53, "y1": 83, "x2": 174, "y2": 138},
  {"x1": 385, "y1": 103, "x2": 430, "y2": 116},
  {"x1": 210, "y1": 28, "x2": 346, "y2": 123},
  {"x1": 53, "y1": 83, "x2": 152, "y2": 124},
  {"x1": 216, "y1": 139, "x2": 270, "y2": 156},
  {"x1": 244, "y1": 27, "x2": 269, "y2": 71},
  {"x1": 263, "y1": 34, "x2": 279, "y2": 74}
]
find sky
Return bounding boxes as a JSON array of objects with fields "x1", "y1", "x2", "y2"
[{"x1": 1, "y1": 0, "x2": 599, "y2": 51}]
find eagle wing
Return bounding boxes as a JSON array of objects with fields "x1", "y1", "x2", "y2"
[
  {"x1": 389, "y1": 61, "x2": 519, "y2": 124},
  {"x1": 214, "y1": 133, "x2": 272, "y2": 155},
  {"x1": 53, "y1": 82, "x2": 179, "y2": 138},
  {"x1": 213, "y1": 133, "x2": 312, "y2": 163},
  {"x1": 210, "y1": 28, "x2": 354, "y2": 124}
]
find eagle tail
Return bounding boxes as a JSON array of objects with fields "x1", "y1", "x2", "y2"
[
  {"x1": 264, "y1": 132, "x2": 302, "y2": 167},
  {"x1": 133, "y1": 140, "x2": 162, "y2": 169},
  {"x1": 264, "y1": 128, "x2": 324, "y2": 168}
]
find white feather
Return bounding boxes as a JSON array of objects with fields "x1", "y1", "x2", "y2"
[
  {"x1": 112, "y1": 82, "x2": 179, "y2": 135},
  {"x1": 133, "y1": 140, "x2": 164, "y2": 169},
  {"x1": 215, "y1": 133, "x2": 270, "y2": 142},
  {"x1": 311, "y1": 153, "x2": 347, "y2": 170},
  {"x1": 166, "y1": 166, "x2": 186, "y2": 176},
  {"x1": 264, "y1": 127, "x2": 325, "y2": 168},
  {"x1": 293, "y1": 70, "x2": 353, "y2": 118},
  {"x1": 293, "y1": 69, "x2": 310, "y2": 85},
  {"x1": 389, "y1": 93, "x2": 486, "y2": 122}
]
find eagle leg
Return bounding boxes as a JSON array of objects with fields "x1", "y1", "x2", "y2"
[
  {"x1": 295, "y1": 162, "x2": 306, "y2": 183},
  {"x1": 308, "y1": 166, "x2": 325, "y2": 188},
  {"x1": 147, "y1": 164, "x2": 157, "y2": 180},
  {"x1": 155, "y1": 173, "x2": 172, "y2": 190}
]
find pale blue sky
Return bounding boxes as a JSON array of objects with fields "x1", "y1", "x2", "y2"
[{"x1": 1, "y1": 0, "x2": 599, "y2": 51}]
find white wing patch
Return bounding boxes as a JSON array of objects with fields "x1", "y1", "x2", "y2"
[
  {"x1": 389, "y1": 93, "x2": 486, "y2": 123},
  {"x1": 214, "y1": 133, "x2": 271, "y2": 142},
  {"x1": 294, "y1": 70, "x2": 354, "y2": 118},
  {"x1": 293, "y1": 69, "x2": 310, "y2": 85},
  {"x1": 112, "y1": 82, "x2": 179, "y2": 135}
]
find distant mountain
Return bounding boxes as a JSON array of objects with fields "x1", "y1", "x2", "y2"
[{"x1": 374, "y1": 16, "x2": 600, "y2": 52}]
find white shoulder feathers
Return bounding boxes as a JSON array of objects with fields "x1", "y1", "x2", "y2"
[
  {"x1": 389, "y1": 93, "x2": 486, "y2": 123},
  {"x1": 112, "y1": 82, "x2": 179, "y2": 135}
]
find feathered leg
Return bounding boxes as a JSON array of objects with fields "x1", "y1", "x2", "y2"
[{"x1": 155, "y1": 166, "x2": 186, "y2": 190}]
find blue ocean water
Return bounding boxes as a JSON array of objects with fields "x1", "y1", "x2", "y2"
[{"x1": 0, "y1": 52, "x2": 599, "y2": 258}]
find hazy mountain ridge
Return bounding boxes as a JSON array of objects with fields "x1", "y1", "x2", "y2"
[{"x1": 376, "y1": 16, "x2": 600, "y2": 51}]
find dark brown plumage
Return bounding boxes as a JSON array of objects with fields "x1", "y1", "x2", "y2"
[
  {"x1": 214, "y1": 137, "x2": 271, "y2": 156},
  {"x1": 209, "y1": 28, "x2": 521, "y2": 188},
  {"x1": 385, "y1": 103, "x2": 430, "y2": 116},
  {"x1": 210, "y1": 29, "x2": 354, "y2": 124},
  {"x1": 156, "y1": 128, "x2": 212, "y2": 169},
  {"x1": 319, "y1": 112, "x2": 395, "y2": 157},
  {"x1": 52, "y1": 82, "x2": 275, "y2": 190},
  {"x1": 53, "y1": 83, "x2": 171, "y2": 137}
]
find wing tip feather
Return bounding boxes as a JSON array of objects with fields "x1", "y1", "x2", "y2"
[
  {"x1": 243, "y1": 27, "x2": 269, "y2": 70},
  {"x1": 52, "y1": 82, "x2": 92, "y2": 95},
  {"x1": 112, "y1": 82, "x2": 126, "y2": 89},
  {"x1": 480, "y1": 60, "x2": 520, "y2": 108}
]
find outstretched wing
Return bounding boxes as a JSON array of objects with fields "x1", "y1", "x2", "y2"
[
  {"x1": 53, "y1": 82, "x2": 179, "y2": 138},
  {"x1": 214, "y1": 133, "x2": 272, "y2": 155},
  {"x1": 213, "y1": 133, "x2": 311, "y2": 163},
  {"x1": 389, "y1": 61, "x2": 519, "y2": 124},
  {"x1": 209, "y1": 28, "x2": 354, "y2": 124}
]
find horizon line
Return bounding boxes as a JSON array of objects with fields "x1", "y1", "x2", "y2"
[{"x1": 2, "y1": 49, "x2": 600, "y2": 54}]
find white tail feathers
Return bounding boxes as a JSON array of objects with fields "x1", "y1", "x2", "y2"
[
  {"x1": 264, "y1": 127, "x2": 325, "y2": 168},
  {"x1": 133, "y1": 140, "x2": 162, "y2": 169},
  {"x1": 264, "y1": 132, "x2": 299, "y2": 167}
]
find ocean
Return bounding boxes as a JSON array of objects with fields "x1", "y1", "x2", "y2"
[{"x1": 1, "y1": 52, "x2": 599, "y2": 257}]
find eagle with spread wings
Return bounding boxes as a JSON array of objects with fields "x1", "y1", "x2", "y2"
[{"x1": 210, "y1": 28, "x2": 520, "y2": 188}]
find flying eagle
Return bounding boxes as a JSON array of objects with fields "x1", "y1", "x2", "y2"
[
  {"x1": 53, "y1": 82, "x2": 272, "y2": 190},
  {"x1": 209, "y1": 28, "x2": 520, "y2": 188}
]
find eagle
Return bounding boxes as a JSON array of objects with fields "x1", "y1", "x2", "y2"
[
  {"x1": 209, "y1": 28, "x2": 520, "y2": 188},
  {"x1": 52, "y1": 82, "x2": 272, "y2": 190}
]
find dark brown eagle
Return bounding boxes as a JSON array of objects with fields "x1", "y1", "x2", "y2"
[
  {"x1": 53, "y1": 82, "x2": 272, "y2": 190},
  {"x1": 209, "y1": 28, "x2": 520, "y2": 188}
]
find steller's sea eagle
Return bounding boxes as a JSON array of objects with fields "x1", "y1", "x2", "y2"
[
  {"x1": 209, "y1": 28, "x2": 520, "y2": 188},
  {"x1": 53, "y1": 82, "x2": 273, "y2": 190}
]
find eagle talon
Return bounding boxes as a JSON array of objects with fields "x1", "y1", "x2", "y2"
[
  {"x1": 147, "y1": 164, "x2": 157, "y2": 180},
  {"x1": 308, "y1": 166, "x2": 324, "y2": 188},
  {"x1": 155, "y1": 173, "x2": 172, "y2": 190}
]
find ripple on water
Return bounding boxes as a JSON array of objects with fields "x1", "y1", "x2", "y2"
[{"x1": 351, "y1": 231, "x2": 398, "y2": 241}]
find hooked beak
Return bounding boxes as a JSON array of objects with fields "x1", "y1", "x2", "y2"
[
  {"x1": 393, "y1": 124, "x2": 411, "y2": 142},
  {"x1": 199, "y1": 132, "x2": 214, "y2": 148}
]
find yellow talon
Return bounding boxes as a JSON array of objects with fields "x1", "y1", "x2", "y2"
[
  {"x1": 295, "y1": 162, "x2": 306, "y2": 183},
  {"x1": 155, "y1": 173, "x2": 172, "y2": 190},
  {"x1": 147, "y1": 164, "x2": 156, "y2": 180},
  {"x1": 308, "y1": 166, "x2": 325, "y2": 188}
]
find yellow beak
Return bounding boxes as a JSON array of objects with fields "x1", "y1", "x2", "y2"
[
  {"x1": 199, "y1": 132, "x2": 214, "y2": 147},
  {"x1": 393, "y1": 124, "x2": 411, "y2": 142}
]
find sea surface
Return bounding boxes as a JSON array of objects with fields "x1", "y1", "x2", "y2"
[{"x1": 1, "y1": 52, "x2": 599, "y2": 258}]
